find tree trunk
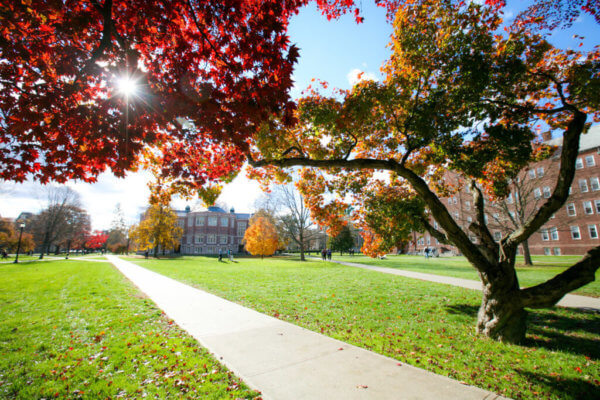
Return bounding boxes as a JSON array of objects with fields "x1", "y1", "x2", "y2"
[
  {"x1": 476, "y1": 267, "x2": 527, "y2": 343},
  {"x1": 522, "y1": 240, "x2": 533, "y2": 266},
  {"x1": 300, "y1": 242, "x2": 305, "y2": 261}
]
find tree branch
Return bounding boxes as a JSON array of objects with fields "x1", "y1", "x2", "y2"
[
  {"x1": 470, "y1": 181, "x2": 498, "y2": 261},
  {"x1": 420, "y1": 217, "x2": 449, "y2": 245},
  {"x1": 248, "y1": 153, "x2": 493, "y2": 271},
  {"x1": 520, "y1": 246, "x2": 600, "y2": 308},
  {"x1": 507, "y1": 109, "x2": 587, "y2": 247}
]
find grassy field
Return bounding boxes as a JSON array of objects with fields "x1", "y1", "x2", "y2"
[
  {"x1": 0, "y1": 259, "x2": 260, "y2": 399},
  {"x1": 131, "y1": 255, "x2": 600, "y2": 400},
  {"x1": 329, "y1": 254, "x2": 600, "y2": 298}
]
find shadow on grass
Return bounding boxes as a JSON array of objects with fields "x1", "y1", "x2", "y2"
[
  {"x1": 515, "y1": 370, "x2": 600, "y2": 400},
  {"x1": 445, "y1": 304, "x2": 600, "y2": 360}
]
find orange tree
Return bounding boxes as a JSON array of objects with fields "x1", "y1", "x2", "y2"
[
  {"x1": 247, "y1": 0, "x2": 600, "y2": 343},
  {"x1": 243, "y1": 215, "x2": 279, "y2": 259},
  {"x1": 129, "y1": 202, "x2": 182, "y2": 257}
]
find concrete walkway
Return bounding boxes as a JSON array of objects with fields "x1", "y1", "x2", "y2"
[
  {"x1": 328, "y1": 259, "x2": 600, "y2": 311},
  {"x1": 106, "y1": 255, "x2": 507, "y2": 400}
]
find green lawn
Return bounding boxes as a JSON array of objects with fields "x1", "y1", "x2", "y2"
[
  {"x1": 330, "y1": 254, "x2": 600, "y2": 298},
  {"x1": 131, "y1": 255, "x2": 600, "y2": 400},
  {"x1": 0, "y1": 260, "x2": 259, "y2": 399}
]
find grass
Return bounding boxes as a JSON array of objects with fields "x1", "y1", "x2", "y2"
[
  {"x1": 0, "y1": 259, "x2": 260, "y2": 399},
  {"x1": 329, "y1": 254, "x2": 600, "y2": 298},
  {"x1": 131, "y1": 255, "x2": 600, "y2": 400}
]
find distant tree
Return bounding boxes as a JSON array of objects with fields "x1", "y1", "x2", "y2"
[
  {"x1": 59, "y1": 206, "x2": 91, "y2": 258},
  {"x1": 0, "y1": 218, "x2": 35, "y2": 254},
  {"x1": 30, "y1": 186, "x2": 83, "y2": 258},
  {"x1": 106, "y1": 203, "x2": 128, "y2": 253},
  {"x1": 272, "y1": 185, "x2": 319, "y2": 261},
  {"x1": 243, "y1": 216, "x2": 279, "y2": 259},
  {"x1": 129, "y1": 203, "x2": 182, "y2": 257},
  {"x1": 328, "y1": 224, "x2": 355, "y2": 255},
  {"x1": 85, "y1": 231, "x2": 108, "y2": 251}
]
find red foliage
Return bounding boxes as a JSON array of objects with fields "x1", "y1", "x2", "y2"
[{"x1": 85, "y1": 231, "x2": 108, "y2": 250}]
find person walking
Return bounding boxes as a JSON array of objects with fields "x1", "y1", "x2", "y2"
[
  {"x1": 327, "y1": 248, "x2": 332, "y2": 261},
  {"x1": 218, "y1": 248, "x2": 223, "y2": 262},
  {"x1": 321, "y1": 248, "x2": 326, "y2": 261}
]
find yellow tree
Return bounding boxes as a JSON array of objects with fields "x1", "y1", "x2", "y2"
[
  {"x1": 129, "y1": 203, "x2": 182, "y2": 258},
  {"x1": 243, "y1": 216, "x2": 278, "y2": 259}
]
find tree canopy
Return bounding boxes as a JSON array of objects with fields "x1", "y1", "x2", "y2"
[
  {"x1": 248, "y1": 0, "x2": 600, "y2": 342},
  {"x1": 243, "y1": 215, "x2": 279, "y2": 258}
]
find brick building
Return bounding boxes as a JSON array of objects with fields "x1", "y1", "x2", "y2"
[
  {"x1": 409, "y1": 125, "x2": 600, "y2": 256},
  {"x1": 176, "y1": 206, "x2": 252, "y2": 255}
]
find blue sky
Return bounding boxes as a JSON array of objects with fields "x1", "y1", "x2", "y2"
[{"x1": 2, "y1": 1, "x2": 599, "y2": 230}]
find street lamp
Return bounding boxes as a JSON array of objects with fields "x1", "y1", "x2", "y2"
[{"x1": 14, "y1": 222, "x2": 25, "y2": 264}]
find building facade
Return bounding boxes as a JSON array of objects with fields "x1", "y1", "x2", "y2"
[
  {"x1": 409, "y1": 125, "x2": 600, "y2": 256},
  {"x1": 177, "y1": 206, "x2": 252, "y2": 255}
]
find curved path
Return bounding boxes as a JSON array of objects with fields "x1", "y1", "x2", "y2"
[
  {"x1": 106, "y1": 255, "x2": 507, "y2": 400},
  {"x1": 325, "y1": 259, "x2": 600, "y2": 311}
]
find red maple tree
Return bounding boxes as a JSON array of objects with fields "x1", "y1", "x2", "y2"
[{"x1": 85, "y1": 230, "x2": 108, "y2": 250}]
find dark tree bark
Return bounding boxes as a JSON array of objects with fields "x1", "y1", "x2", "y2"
[{"x1": 522, "y1": 240, "x2": 533, "y2": 266}]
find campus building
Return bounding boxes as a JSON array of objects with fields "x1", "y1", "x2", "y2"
[
  {"x1": 176, "y1": 205, "x2": 252, "y2": 255},
  {"x1": 410, "y1": 125, "x2": 600, "y2": 256}
]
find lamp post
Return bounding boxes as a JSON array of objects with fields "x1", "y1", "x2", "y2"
[{"x1": 14, "y1": 222, "x2": 25, "y2": 264}]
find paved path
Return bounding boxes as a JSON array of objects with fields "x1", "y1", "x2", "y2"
[
  {"x1": 327, "y1": 259, "x2": 600, "y2": 311},
  {"x1": 106, "y1": 255, "x2": 507, "y2": 400}
]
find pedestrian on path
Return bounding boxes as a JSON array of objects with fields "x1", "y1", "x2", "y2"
[
  {"x1": 321, "y1": 248, "x2": 326, "y2": 260},
  {"x1": 327, "y1": 248, "x2": 332, "y2": 261},
  {"x1": 218, "y1": 249, "x2": 223, "y2": 262}
]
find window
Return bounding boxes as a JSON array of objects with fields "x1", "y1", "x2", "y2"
[
  {"x1": 188, "y1": 216, "x2": 194, "y2": 226},
  {"x1": 506, "y1": 193, "x2": 514, "y2": 204},
  {"x1": 533, "y1": 188, "x2": 542, "y2": 199},
  {"x1": 219, "y1": 235, "x2": 228, "y2": 244},
  {"x1": 579, "y1": 179, "x2": 589, "y2": 193},
  {"x1": 208, "y1": 217, "x2": 217, "y2": 226},
  {"x1": 195, "y1": 216, "x2": 204, "y2": 226},
  {"x1": 543, "y1": 186, "x2": 551, "y2": 198},
  {"x1": 466, "y1": 216, "x2": 473, "y2": 223},
  {"x1": 569, "y1": 187, "x2": 573, "y2": 194},
  {"x1": 591, "y1": 177, "x2": 600, "y2": 191},
  {"x1": 528, "y1": 169, "x2": 536, "y2": 179},
  {"x1": 434, "y1": 221, "x2": 439, "y2": 229},
  {"x1": 540, "y1": 229, "x2": 549, "y2": 241},
  {"x1": 584, "y1": 201, "x2": 594, "y2": 215},
  {"x1": 484, "y1": 214, "x2": 489, "y2": 224},
  {"x1": 207, "y1": 234, "x2": 216, "y2": 244},
  {"x1": 220, "y1": 217, "x2": 229, "y2": 227},
  {"x1": 566, "y1": 203, "x2": 576, "y2": 216},
  {"x1": 550, "y1": 227, "x2": 559, "y2": 241},
  {"x1": 237, "y1": 222, "x2": 247, "y2": 236},
  {"x1": 509, "y1": 211, "x2": 516, "y2": 219},
  {"x1": 178, "y1": 219, "x2": 184, "y2": 227},
  {"x1": 454, "y1": 211, "x2": 459, "y2": 219},
  {"x1": 447, "y1": 198, "x2": 452, "y2": 205},
  {"x1": 544, "y1": 248, "x2": 551, "y2": 255},
  {"x1": 576, "y1": 158, "x2": 584, "y2": 169},
  {"x1": 426, "y1": 237, "x2": 431, "y2": 245},
  {"x1": 553, "y1": 247, "x2": 561, "y2": 256},
  {"x1": 585, "y1": 155, "x2": 595, "y2": 167},
  {"x1": 453, "y1": 197, "x2": 458, "y2": 205},
  {"x1": 492, "y1": 213, "x2": 500, "y2": 220},
  {"x1": 589, "y1": 225, "x2": 599, "y2": 239},
  {"x1": 537, "y1": 167, "x2": 544, "y2": 177},
  {"x1": 570, "y1": 226, "x2": 581, "y2": 240},
  {"x1": 465, "y1": 201, "x2": 471, "y2": 210},
  {"x1": 493, "y1": 231, "x2": 501, "y2": 241}
]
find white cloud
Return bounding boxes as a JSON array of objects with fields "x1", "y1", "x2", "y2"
[{"x1": 347, "y1": 68, "x2": 378, "y2": 87}]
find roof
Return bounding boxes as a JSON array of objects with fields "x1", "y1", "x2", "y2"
[{"x1": 544, "y1": 124, "x2": 600, "y2": 152}]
